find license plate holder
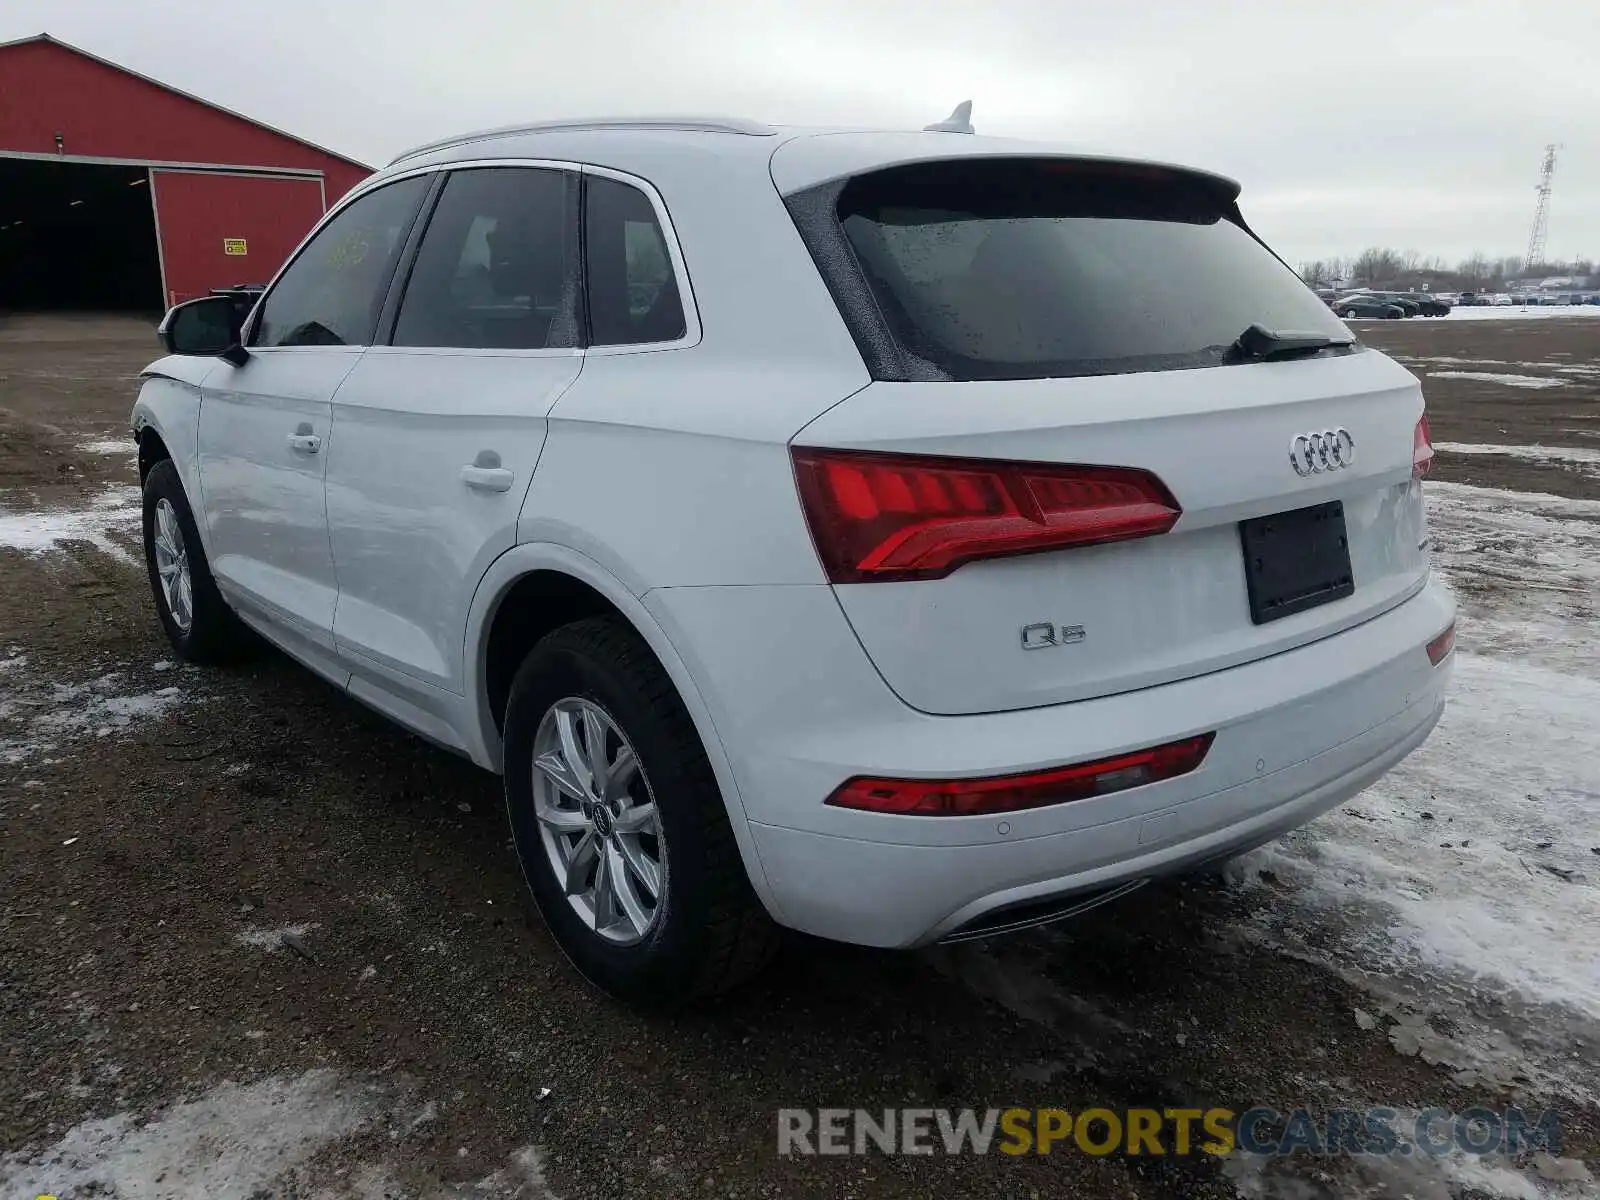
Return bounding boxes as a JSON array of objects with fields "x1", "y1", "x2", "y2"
[{"x1": 1238, "y1": 501, "x2": 1354, "y2": 625}]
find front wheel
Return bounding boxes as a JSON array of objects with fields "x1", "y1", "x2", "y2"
[
  {"x1": 141, "y1": 459, "x2": 247, "y2": 663},
  {"x1": 503, "y1": 617, "x2": 778, "y2": 1006}
]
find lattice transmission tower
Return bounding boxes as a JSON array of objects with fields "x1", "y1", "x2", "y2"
[{"x1": 1524, "y1": 144, "x2": 1560, "y2": 270}]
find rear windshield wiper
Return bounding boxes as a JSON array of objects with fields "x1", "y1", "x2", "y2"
[{"x1": 1225, "y1": 323, "x2": 1354, "y2": 363}]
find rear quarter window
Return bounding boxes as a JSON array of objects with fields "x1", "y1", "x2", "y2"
[{"x1": 787, "y1": 158, "x2": 1351, "y2": 382}]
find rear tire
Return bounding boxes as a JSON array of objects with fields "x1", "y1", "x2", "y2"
[
  {"x1": 141, "y1": 459, "x2": 248, "y2": 663},
  {"x1": 503, "y1": 617, "x2": 779, "y2": 1006}
]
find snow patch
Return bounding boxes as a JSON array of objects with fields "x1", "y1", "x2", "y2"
[
  {"x1": 1224, "y1": 1114, "x2": 1591, "y2": 1200},
  {"x1": 0, "y1": 1071, "x2": 561, "y2": 1199},
  {"x1": 77, "y1": 438, "x2": 136, "y2": 457},
  {"x1": 1434, "y1": 441, "x2": 1600, "y2": 467},
  {"x1": 1439, "y1": 305, "x2": 1600, "y2": 321},
  {"x1": 0, "y1": 671, "x2": 188, "y2": 764},
  {"x1": 0, "y1": 485, "x2": 140, "y2": 562},
  {"x1": 1428, "y1": 371, "x2": 1567, "y2": 389},
  {"x1": 0, "y1": 1071, "x2": 377, "y2": 1200},
  {"x1": 235, "y1": 922, "x2": 319, "y2": 950}
]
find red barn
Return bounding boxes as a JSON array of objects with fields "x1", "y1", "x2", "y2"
[{"x1": 0, "y1": 33, "x2": 370, "y2": 311}]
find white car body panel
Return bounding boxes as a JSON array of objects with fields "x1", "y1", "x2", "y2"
[
  {"x1": 326, "y1": 345, "x2": 584, "y2": 692},
  {"x1": 132, "y1": 359, "x2": 211, "y2": 556},
  {"x1": 796, "y1": 351, "x2": 1430, "y2": 713},
  {"x1": 197, "y1": 346, "x2": 361, "y2": 647},
  {"x1": 650, "y1": 575, "x2": 1451, "y2": 945},
  {"x1": 132, "y1": 119, "x2": 1455, "y2": 950}
]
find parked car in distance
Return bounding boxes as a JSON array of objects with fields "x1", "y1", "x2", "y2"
[
  {"x1": 1396, "y1": 293, "x2": 1451, "y2": 316},
  {"x1": 1367, "y1": 293, "x2": 1420, "y2": 316},
  {"x1": 130, "y1": 116, "x2": 1454, "y2": 1005},
  {"x1": 1334, "y1": 295, "x2": 1406, "y2": 319}
]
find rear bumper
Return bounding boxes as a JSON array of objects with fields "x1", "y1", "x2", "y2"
[
  {"x1": 752, "y1": 686, "x2": 1441, "y2": 945},
  {"x1": 646, "y1": 575, "x2": 1454, "y2": 947}
]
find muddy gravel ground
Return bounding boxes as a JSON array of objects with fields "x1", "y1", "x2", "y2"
[{"x1": 1, "y1": 312, "x2": 1597, "y2": 1199}]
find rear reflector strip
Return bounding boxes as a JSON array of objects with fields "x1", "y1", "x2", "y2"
[
  {"x1": 1413, "y1": 414, "x2": 1434, "y2": 478},
  {"x1": 1426, "y1": 622, "x2": 1455, "y2": 665},
  {"x1": 792, "y1": 447, "x2": 1181, "y2": 583},
  {"x1": 825, "y1": 734, "x2": 1215, "y2": 817}
]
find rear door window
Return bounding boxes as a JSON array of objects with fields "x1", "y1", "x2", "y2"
[
  {"x1": 583, "y1": 175, "x2": 686, "y2": 347},
  {"x1": 391, "y1": 167, "x2": 580, "y2": 350},
  {"x1": 805, "y1": 159, "x2": 1349, "y2": 381}
]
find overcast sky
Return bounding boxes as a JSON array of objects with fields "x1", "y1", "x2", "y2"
[{"x1": 7, "y1": 0, "x2": 1597, "y2": 268}]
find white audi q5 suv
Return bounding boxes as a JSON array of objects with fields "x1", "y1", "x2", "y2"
[{"x1": 133, "y1": 115, "x2": 1455, "y2": 1004}]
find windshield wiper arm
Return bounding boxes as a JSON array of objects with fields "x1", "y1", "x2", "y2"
[{"x1": 1226, "y1": 323, "x2": 1354, "y2": 363}]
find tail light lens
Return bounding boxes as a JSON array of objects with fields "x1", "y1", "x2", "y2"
[
  {"x1": 826, "y1": 734, "x2": 1215, "y2": 816},
  {"x1": 791, "y1": 447, "x2": 1181, "y2": 583},
  {"x1": 1413, "y1": 414, "x2": 1434, "y2": 478}
]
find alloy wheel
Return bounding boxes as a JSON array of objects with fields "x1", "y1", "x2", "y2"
[
  {"x1": 152, "y1": 498, "x2": 193, "y2": 633},
  {"x1": 531, "y1": 696, "x2": 666, "y2": 945}
]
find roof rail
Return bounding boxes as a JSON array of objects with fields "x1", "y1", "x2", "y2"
[{"x1": 389, "y1": 116, "x2": 775, "y2": 166}]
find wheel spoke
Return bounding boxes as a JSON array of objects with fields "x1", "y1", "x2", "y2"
[
  {"x1": 613, "y1": 800, "x2": 656, "y2": 835},
  {"x1": 563, "y1": 830, "x2": 597, "y2": 895},
  {"x1": 534, "y1": 749, "x2": 588, "y2": 801},
  {"x1": 607, "y1": 842, "x2": 652, "y2": 934},
  {"x1": 535, "y1": 803, "x2": 588, "y2": 833},
  {"x1": 580, "y1": 706, "x2": 610, "y2": 779},
  {"x1": 615, "y1": 833, "x2": 661, "y2": 898},
  {"x1": 555, "y1": 707, "x2": 595, "y2": 796},
  {"x1": 604, "y1": 743, "x2": 638, "y2": 801},
  {"x1": 591, "y1": 842, "x2": 617, "y2": 929}
]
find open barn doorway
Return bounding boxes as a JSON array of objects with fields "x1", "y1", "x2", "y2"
[{"x1": 0, "y1": 157, "x2": 162, "y2": 312}]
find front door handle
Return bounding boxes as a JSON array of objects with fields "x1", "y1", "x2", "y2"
[
  {"x1": 287, "y1": 432, "x2": 322, "y2": 454},
  {"x1": 460, "y1": 465, "x2": 515, "y2": 493}
]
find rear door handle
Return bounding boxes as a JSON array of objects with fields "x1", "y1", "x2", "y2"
[
  {"x1": 460, "y1": 465, "x2": 515, "y2": 492},
  {"x1": 287, "y1": 432, "x2": 322, "y2": 454}
]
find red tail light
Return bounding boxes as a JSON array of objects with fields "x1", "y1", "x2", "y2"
[
  {"x1": 1413, "y1": 414, "x2": 1434, "y2": 478},
  {"x1": 826, "y1": 734, "x2": 1215, "y2": 816},
  {"x1": 790, "y1": 448, "x2": 1181, "y2": 583}
]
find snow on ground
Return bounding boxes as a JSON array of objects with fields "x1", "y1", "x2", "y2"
[
  {"x1": 0, "y1": 485, "x2": 140, "y2": 562},
  {"x1": 1392, "y1": 356, "x2": 1600, "y2": 377},
  {"x1": 0, "y1": 1070, "x2": 558, "y2": 1199},
  {"x1": 1225, "y1": 1120, "x2": 1593, "y2": 1200},
  {"x1": 1434, "y1": 441, "x2": 1600, "y2": 478},
  {"x1": 77, "y1": 437, "x2": 136, "y2": 457},
  {"x1": 1439, "y1": 306, "x2": 1600, "y2": 321},
  {"x1": 1346, "y1": 308, "x2": 1600, "y2": 324},
  {"x1": 1428, "y1": 371, "x2": 1568, "y2": 389},
  {"x1": 0, "y1": 669, "x2": 189, "y2": 765},
  {"x1": 1231, "y1": 478, "x2": 1600, "y2": 1094},
  {"x1": 236, "y1": 922, "x2": 321, "y2": 950}
]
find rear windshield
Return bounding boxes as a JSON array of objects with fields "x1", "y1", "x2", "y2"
[{"x1": 824, "y1": 159, "x2": 1349, "y2": 381}]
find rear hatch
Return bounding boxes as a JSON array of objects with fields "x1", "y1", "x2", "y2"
[{"x1": 782, "y1": 153, "x2": 1432, "y2": 716}]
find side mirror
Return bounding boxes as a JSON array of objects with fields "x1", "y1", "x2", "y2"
[{"x1": 158, "y1": 296, "x2": 249, "y2": 364}]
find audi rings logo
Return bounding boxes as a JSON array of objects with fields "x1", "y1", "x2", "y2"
[{"x1": 1289, "y1": 428, "x2": 1356, "y2": 476}]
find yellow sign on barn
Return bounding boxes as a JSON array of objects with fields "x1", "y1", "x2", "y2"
[{"x1": 223, "y1": 238, "x2": 248, "y2": 256}]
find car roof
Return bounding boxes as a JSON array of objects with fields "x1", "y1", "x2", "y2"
[{"x1": 380, "y1": 117, "x2": 1240, "y2": 200}]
